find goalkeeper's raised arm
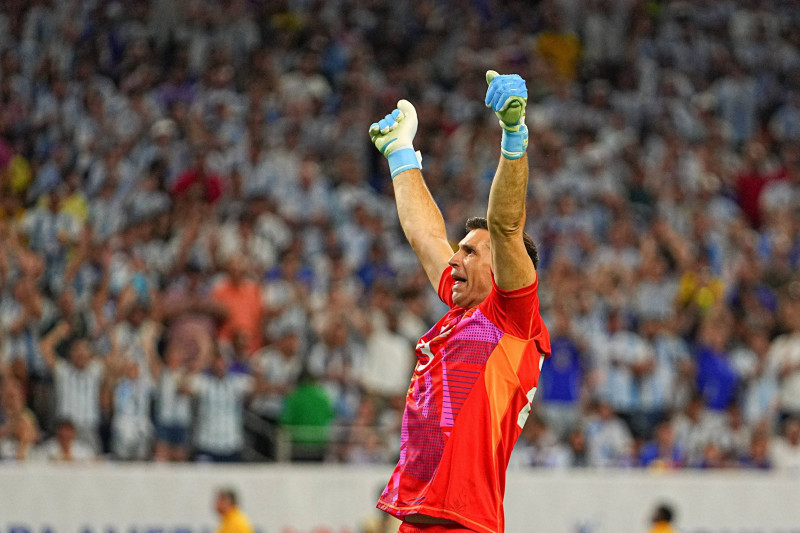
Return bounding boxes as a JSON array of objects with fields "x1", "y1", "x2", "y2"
[
  {"x1": 368, "y1": 100, "x2": 453, "y2": 290},
  {"x1": 484, "y1": 70, "x2": 538, "y2": 291}
]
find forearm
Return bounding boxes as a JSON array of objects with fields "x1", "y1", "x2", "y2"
[
  {"x1": 393, "y1": 169, "x2": 448, "y2": 252},
  {"x1": 487, "y1": 154, "x2": 529, "y2": 236},
  {"x1": 393, "y1": 169, "x2": 453, "y2": 286}
]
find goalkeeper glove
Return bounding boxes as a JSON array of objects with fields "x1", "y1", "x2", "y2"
[
  {"x1": 368, "y1": 99, "x2": 422, "y2": 178},
  {"x1": 485, "y1": 70, "x2": 528, "y2": 159}
]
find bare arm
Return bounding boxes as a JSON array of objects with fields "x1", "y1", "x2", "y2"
[
  {"x1": 393, "y1": 169, "x2": 454, "y2": 289},
  {"x1": 487, "y1": 155, "x2": 536, "y2": 291},
  {"x1": 485, "y1": 71, "x2": 536, "y2": 291},
  {"x1": 39, "y1": 321, "x2": 72, "y2": 371},
  {"x1": 370, "y1": 100, "x2": 453, "y2": 291}
]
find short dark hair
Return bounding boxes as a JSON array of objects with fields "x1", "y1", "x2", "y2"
[
  {"x1": 652, "y1": 503, "x2": 674, "y2": 523},
  {"x1": 217, "y1": 488, "x2": 238, "y2": 506},
  {"x1": 465, "y1": 216, "x2": 539, "y2": 270}
]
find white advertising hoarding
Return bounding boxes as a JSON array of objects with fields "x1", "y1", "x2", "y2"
[{"x1": 1, "y1": 465, "x2": 799, "y2": 533}]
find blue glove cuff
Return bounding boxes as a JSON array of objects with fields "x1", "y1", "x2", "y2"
[
  {"x1": 501, "y1": 126, "x2": 528, "y2": 160},
  {"x1": 387, "y1": 147, "x2": 422, "y2": 178}
]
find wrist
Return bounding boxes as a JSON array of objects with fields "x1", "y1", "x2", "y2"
[
  {"x1": 500, "y1": 125, "x2": 528, "y2": 160},
  {"x1": 386, "y1": 147, "x2": 422, "y2": 178}
]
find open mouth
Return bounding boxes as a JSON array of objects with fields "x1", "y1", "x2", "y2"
[{"x1": 452, "y1": 273, "x2": 466, "y2": 286}]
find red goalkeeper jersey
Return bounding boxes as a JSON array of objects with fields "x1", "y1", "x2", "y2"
[{"x1": 377, "y1": 266, "x2": 551, "y2": 533}]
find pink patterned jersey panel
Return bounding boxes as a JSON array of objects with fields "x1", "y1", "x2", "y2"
[{"x1": 391, "y1": 308, "x2": 503, "y2": 491}]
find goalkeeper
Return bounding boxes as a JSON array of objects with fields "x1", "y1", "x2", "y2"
[{"x1": 369, "y1": 71, "x2": 551, "y2": 533}]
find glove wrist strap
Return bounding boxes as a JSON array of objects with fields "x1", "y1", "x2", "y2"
[
  {"x1": 387, "y1": 147, "x2": 422, "y2": 178},
  {"x1": 501, "y1": 125, "x2": 528, "y2": 160}
]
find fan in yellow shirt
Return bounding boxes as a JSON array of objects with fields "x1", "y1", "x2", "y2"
[
  {"x1": 648, "y1": 503, "x2": 679, "y2": 533},
  {"x1": 215, "y1": 488, "x2": 254, "y2": 533}
]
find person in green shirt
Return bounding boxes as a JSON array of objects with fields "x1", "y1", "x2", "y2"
[{"x1": 280, "y1": 368, "x2": 335, "y2": 461}]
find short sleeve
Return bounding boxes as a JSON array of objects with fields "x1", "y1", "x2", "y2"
[
  {"x1": 437, "y1": 266, "x2": 455, "y2": 308},
  {"x1": 480, "y1": 275, "x2": 550, "y2": 355}
]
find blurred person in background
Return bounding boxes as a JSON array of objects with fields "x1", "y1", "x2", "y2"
[
  {"x1": 0, "y1": 378, "x2": 39, "y2": 461},
  {"x1": 694, "y1": 308, "x2": 739, "y2": 420},
  {"x1": 307, "y1": 312, "x2": 366, "y2": 421},
  {"x1": 279, "y1": 367, "x2": 335, "y2": 463},
  {"x1": 105, "y1": 357, "x2": 153, "y2": 461},
  {"x1": 213, "y1": 487, "x2": 253, "y2": 533},
  {"x1": 152, "y1": 344, "x2": 193, "y2": 462},
  {"x1": 585, "y1": 399, "x2": 634, "y2": 468},
  {"x1": 648, "y1": 503, "x2": 678, "y2": 533},
  {"x1": 673, "y1": 394, "x2": 726, "y2": 468},
  {"x1": 771, "y1": 417, "x2": 800, "y2": 473},
  {"x1": 212, "y1": 253, "x2": 265, "y2": 355},
  {"x1": 39, "y1": 321, "x2": 118, "y2": 453},
  {"x1": 182, "y1": 347, "x2": 256, "y2": 463},
  {"x1": 591, "y1": 308, "x2": 656, "y2": 441},
  {"x1": 538, "y1": 307, "x2": 586, "y2": 439},
  {"x1": 771, "y1": 284, "x2": 800, "y2": 422},
  {"x1": 738, "y1": 429, "x2": 772, "y2": 470},
  {"x1": 249, "y1": 326, "x2": 304, "y2": 460},
  {"x1": 36, "y1": 418, "x2": 95, "y2": 462},
  {"x1": 508, "y1": 412, "x2": 561, "y2": 469},
  {"x1": 639, "y1": 418, "x2": 685, "y2": 470},
  {"x1": 360, "y1": 287, "x2": 415, "y2": 404},
  {"x1": 731, "y1": 326, "x2": 779, "y2": 429}
]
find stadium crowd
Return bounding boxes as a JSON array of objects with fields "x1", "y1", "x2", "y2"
[{"x1": 1, "y1": 0, "x2": 800, "y2": 472}]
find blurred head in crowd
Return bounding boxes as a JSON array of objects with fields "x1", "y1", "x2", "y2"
[
  {"x1": 215, "y1": 487, "x2": 239, "y2": 516},
  {"x1": 55, "y1": 419, "x2": 77, "y2": 450},
  {"x1": 651, "y1": 503, "x2": 675, "y2": 525},
  {"x1": 69, "y1": 338, "x2": 93, "y2": 370}
]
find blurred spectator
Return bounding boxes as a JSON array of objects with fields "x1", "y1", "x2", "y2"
[
  {"x1": 37, "y1": 418, "x2": 95, "y2": 463},
  {"x1": 771, "y1": 417, "x2": 800, "y2": 473},
  {"x1": 213, "y1": 487, "x2": 254, "y2": 533},
  {"x1": 591, "y1": 308, "x2": 656, "y2": 440},
  {"x1": 771, "y1": 285, "x2": 800, "y2": 421},
  {"x1": 106, "y1": 358, "x2": 153, "y2": 461},
  {"x1": 732, "y1": 327, "x2": 779, "y2": 427},
  {"x1": 152, "y1": 345, "x2": 192, "y2": 462},
  {"x1": 673, "y1": 395, "x2": 726, "y2": 467},
  {"x1": 0, "y1": 378, "x2": 39, "y2": 461},
  {"x1": 183, "y1": 350, "x2": 255, "y2": 463},
  {"x1": 341, "y1": 398, "x2": 390, "y2": 465},
  {"x1": 39, "y1": 322, "x2": 111, "y2": 452},
  {"x1": 307, "y1": 313, "x2": 366, "y2": 420},
  {"x1": 694, "y1": 309, "x2": 739, "y2": 416},
  {"x1": 538, "y1": 308, "x2": 586, "y2": 439},
  {"x1": 639, "y1": 418, "x2": 685, "y2": 470},
  {"x1": 556, "y1": 426, "x2": 590, "y2": 468},
  {"x1": 280, "y1": 368, "x2": 334, "y2": 463},
  {"x1": 648, "y1": 503, "x2": 678, "y2": 533},
  {"x1": 212, "y1": 254, "x2": 265, "y2": 355},
  {"x1": 508, "y1": 413, "x2": 561, "y2": 469},
  {"x1": 738, "y1": 430, "x2": 772, "y2": 470},
  {"x1": 585, "y1": 400, "x2": 634, "y2": 468},
  {"x1": 171, "y1": 151, "x2": 224, "y2": 205},
  {"x1": 250, "y1": 327, "x2": 303, "y2": 424},
  {"x1": 360, "y1": 290, "x2": 415, "y2": 402}
]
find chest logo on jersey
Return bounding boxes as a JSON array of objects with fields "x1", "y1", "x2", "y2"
[{"x1": 414, "y1": 323, "x2": 456, "y2": 374}]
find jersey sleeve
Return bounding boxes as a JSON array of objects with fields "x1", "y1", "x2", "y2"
[
  {"x1": 481, "y1": 275, "x2": 551, "y2": 354},
  {"x1": 437, "y1": 266, "x2": 456, "y2": 308}
]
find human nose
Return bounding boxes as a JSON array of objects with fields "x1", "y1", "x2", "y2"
[{"x1": 448, "y1": 250, "x2": 461, "y2": 268}]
